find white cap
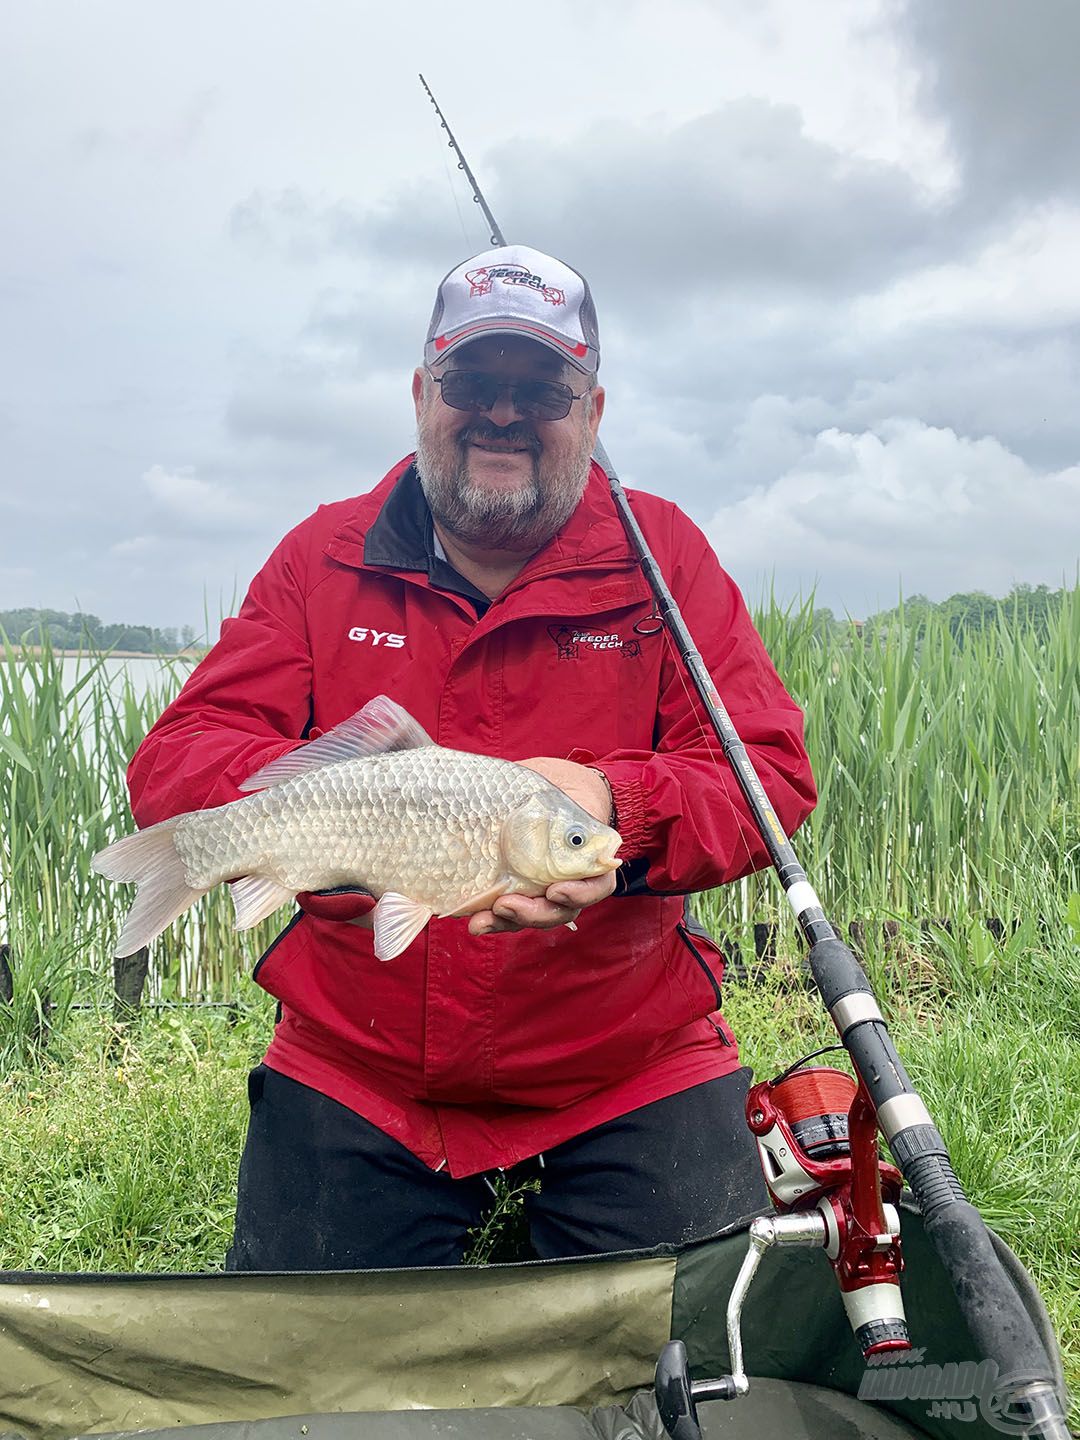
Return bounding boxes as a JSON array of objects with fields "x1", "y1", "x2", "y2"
[{"x1": 424, "y1": 244, "x2": 600, "y2": 374}]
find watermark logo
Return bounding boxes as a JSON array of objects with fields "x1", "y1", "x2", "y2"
[{"x1": 858, "y1": 1349, "x2": 1045, "y2": 1434}]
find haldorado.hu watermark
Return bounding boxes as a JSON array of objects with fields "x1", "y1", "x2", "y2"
[{"x1": 858, "y1": 1348, "x2": 1052, "y2": 1434}]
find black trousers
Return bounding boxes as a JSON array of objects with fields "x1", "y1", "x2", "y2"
[{"x1": 225, "y1": 1065, "x2": 769, "y2": 1271}]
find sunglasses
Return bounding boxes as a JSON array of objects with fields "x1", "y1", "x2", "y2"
[{"x1": 427, "y1": 368, "x2": 589, "y2": 422}]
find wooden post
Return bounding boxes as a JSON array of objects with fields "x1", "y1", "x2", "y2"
[
  {"x1": 716, "y1": 930, "x2": 752, "y2": 987},
  {"x1": 113, "y1": 947, "x2": 150, "y2": 1020},
  {"x1": 0, "y1": 942, "x2": 12, "y2": 1005},
  {"x1": 753, "y1": 922, "x2": 776, "y2": 968}
]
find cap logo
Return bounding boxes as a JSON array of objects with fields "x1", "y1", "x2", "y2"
[{"x1": 464, "y1": 264, "x2": 566, "y2": 307}]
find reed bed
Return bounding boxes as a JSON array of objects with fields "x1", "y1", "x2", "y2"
[
  {"x1": 702, "y1": 586, "x2": 1079, "y2": 958},
  {"x1": 0, "y1": 635, "x2": 275, "y2": 1012},
  {"x1": 2, "y1": 587, "x2": 1077, "y2": 1005}
]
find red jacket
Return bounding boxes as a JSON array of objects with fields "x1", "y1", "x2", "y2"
[{"x1": 129, "y1": 458, "x2": 816, "y2": 1176}]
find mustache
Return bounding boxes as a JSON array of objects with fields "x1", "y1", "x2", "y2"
[{"x1": 459, "y1": 419, "x2": 542, "y2": 452}]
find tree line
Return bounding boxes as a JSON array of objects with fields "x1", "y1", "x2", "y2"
[
  {"x1": 3, "y1": 582, "x2": 1072, "y2": 655},
  {"x1": 815, "y1": 582, "x2": 1071, "y2": 644},
  {"x1": 0, "y1": 608, "x2": 198, "y2": 654}
]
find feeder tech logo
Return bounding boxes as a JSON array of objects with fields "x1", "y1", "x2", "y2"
[
  {"x1": 858, "y1": 1350, "x2": 1048, "y2": 1434},
  {"x1": 546, "y1": 625, "x2": 642, "y2": 661},
  {"x1": 464, "y1": 264, "x2": 566, "y2": 307}
]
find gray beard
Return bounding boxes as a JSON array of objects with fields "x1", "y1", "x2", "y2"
[{"x1": 415, "y1": 417, "x2": 594, "y2": 552}]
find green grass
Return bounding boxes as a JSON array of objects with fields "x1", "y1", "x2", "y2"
[{"x1": 0, "y1": 1001, "x2": 270, "y2": 1272}]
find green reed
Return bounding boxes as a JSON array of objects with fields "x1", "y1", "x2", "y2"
[
  {"x1": 2, "y1": 589, "x2": 1078, "y2": 1008},
  {"x1": 706, "y1": 585, "x2": 1080, "y2": 960}
]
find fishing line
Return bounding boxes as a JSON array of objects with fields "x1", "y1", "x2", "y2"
[{"x1": 440, "y1": 141, "x2": 473, "y2": 250}]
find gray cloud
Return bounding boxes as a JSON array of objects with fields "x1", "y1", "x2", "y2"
[
  {"x1": 71, "y1": 86, "x2": 218, "y2": 164},
  {"x1": 230, "y1": 100, "x2": 946, "y2": 307},
  {"x1": 491, "y1": 103, "x2": 945, "y2": 301},
  {"x1": 705, "y1": 417, "x2": 1080, "y2": 613},
  {"x1": 299, "y1": 285, "x2": 436, "y2": 375},
  {"x1": 141, "y1": 464, "x2": 258, "y2": 536},
  {"x1": 4, "y1": 0, "x2": 1078, "y2": 630},
  {"x1": 230, "y1": 182, "x2": 465, "y2": 272},
  {"x1": 898, "y1": 0, "x2": 1080, "y2": 206},
  {"x1": 225, "y1": 362, "x2": 416, "y2": 473}
]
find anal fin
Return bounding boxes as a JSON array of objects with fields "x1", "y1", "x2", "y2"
[
  {"x1": 373, "y1": 892, "x2": 435, "y2": 961},
  {"x1": 229, "y1": 875, "x2": 295, "y2": 930}
]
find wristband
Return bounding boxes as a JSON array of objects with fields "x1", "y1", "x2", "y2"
[{"x1": 587, "y1": 768, "x2": 618, "y2": 829}]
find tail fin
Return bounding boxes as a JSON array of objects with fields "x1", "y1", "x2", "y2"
[{"x1": 92, "y1": 819, "x2": 208, "y2": 957}]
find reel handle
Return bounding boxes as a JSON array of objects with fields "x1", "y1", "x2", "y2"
[{"x1": 655, "y1": 1340, "x2": 740, "y2": 1440}]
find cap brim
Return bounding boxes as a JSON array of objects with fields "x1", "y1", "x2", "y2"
[{"x1": 426, "y1": 319, "x2": 596, "y2": 374}]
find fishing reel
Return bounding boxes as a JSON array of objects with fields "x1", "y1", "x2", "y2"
[
  {"x1": 749, "y1": 1060, "x2": 909, "y2": 1354},
  {"x1": 655, "y1": 1055, "x2": 910, "y2": 1440}
]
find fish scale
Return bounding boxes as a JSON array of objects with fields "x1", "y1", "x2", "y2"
[
  {"x1": 174, "y1": 749, "x2": 553, "y2": 912},
  {"x1": 93, "y1": 695, "x2": 622, "y2": 961}
]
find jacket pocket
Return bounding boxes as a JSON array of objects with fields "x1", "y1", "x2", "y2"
[{"x1": 675, "y1": 916, "x2": 731, "y2": 1042}]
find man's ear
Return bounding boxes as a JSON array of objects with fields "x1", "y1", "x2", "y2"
[
  {"x1": 588, "y1": 385, "x2": 606, "y2": 439},
  {"x1": 411, "y1": 367, "x2": 425, "y2": 421}
]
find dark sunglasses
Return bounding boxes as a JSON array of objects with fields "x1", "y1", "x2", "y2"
[{"x1": 427, "y1": 368, "x2": 589, "y2": 422}]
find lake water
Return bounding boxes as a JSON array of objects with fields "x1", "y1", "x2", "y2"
[{"x1": 58, "y1": 654, "x2": 197, "y2": 704}]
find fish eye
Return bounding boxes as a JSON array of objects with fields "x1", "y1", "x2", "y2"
[{"x1": 567, "y1": 829, "x2": 586, "y2": 847}]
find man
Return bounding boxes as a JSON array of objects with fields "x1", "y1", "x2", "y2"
[{"x1": 128, "y1": 244, "x2": 816, "y2": 1270}]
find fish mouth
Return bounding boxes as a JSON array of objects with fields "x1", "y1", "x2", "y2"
[{"x1": 596, "y1": 847, "x2": 623, "y2": 874}]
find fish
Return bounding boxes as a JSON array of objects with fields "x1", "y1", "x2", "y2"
[{"x1": 92, "y1": 695, "x2": 623, "y2": 962}]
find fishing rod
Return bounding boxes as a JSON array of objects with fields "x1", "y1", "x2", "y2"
[
  {"x1": 419, "y1": 78, "x2": 1069, "y2": 1440},
  {"x1": 420, "y1": 75, "x2": 502, "y2": 248}
]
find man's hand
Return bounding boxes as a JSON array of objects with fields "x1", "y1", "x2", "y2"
[{"x1": 468, "y1": 757, "x2": 617, "y2": 938}]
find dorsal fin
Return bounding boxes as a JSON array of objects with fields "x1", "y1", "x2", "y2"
[{"x1": 239, "y1": 695, "x2": 435, "y2": 792}]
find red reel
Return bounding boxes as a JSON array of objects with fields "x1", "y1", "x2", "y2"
[{"x1": 747, "y1": 1065, "x2": 910, "y2": 1357}]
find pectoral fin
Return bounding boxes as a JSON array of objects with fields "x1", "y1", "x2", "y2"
[
  {"x1": 443, "y1": 878, "x2": 545, "y2": 918},
  {"x1": 373, "y1": 892, "x2": 434, "y2": 961},
  {"x1": 443, "y1": 884, "x2": 510, "y2": 919}
]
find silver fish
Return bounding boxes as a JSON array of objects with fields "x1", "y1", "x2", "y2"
[{"x1": 92, "y1": 695, "x2": 622, "y2": 961}]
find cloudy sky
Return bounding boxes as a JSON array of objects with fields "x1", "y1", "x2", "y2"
[{"x1": 3, "y1": 0, "x2": 1079, "y2": 631}]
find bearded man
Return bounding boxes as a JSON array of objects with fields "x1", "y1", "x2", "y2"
[{"x1": 127, "y1": 245, "x2": 817, "y2": 1270}]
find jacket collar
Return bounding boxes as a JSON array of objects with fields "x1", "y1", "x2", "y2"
[
  {"x1": 360, "y1": 462, "x2": 436, "y2": 571},
  {"x1": 357, "y1": 461, "x2": 491, "y2": 610}
]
